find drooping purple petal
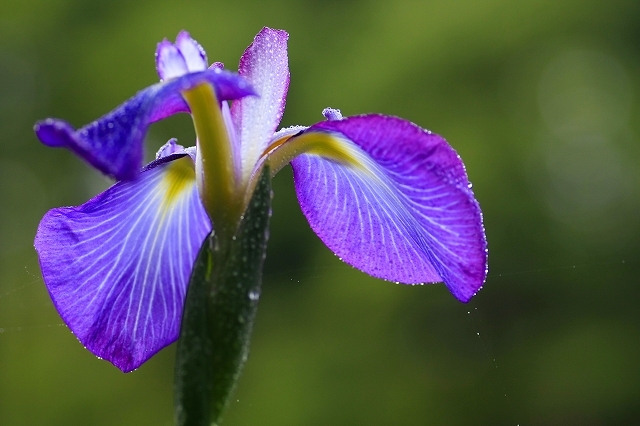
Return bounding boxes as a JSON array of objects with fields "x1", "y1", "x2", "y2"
[
  {"x1": 156, "y1": 40, "x2": 189, "y2": 81},
  {"x1": 34, "y1": 69, "x2": 254, "y2": 181},
  {"x1": 231, "y1": 27, "x2": 290, "y2": 181},
  {"x1": 175, "y1": 31, "x2": 207, "y2": 72},
  {"x1": 290, "y1": 115, "x2": 487, "y2": 302},
  {"x1": 34, "y1": 153, "x2": 211, "y2": 372}
]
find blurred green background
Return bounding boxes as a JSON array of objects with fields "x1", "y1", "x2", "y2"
[{"x1": 1, "y1": 0, "x2": 640, "y2": 424}]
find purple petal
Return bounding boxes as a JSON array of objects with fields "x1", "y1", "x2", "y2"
[
  {"x1": 156, "y1": 40, "x2": 189, "y2": 81},
  {"x1": 34, "y1": 69, "x2": 254, "y2": 181},
  {"x1": 34, "y1": 154, "x2": 211, "y2": 371},
  {"x1": 175, "y1": 31, "x2": 208, "y2": 72},
  {"x1": 231, "y1": 27, "x2": 290, "y2": 181},
  {"x1": 155, "y1": 138, "x2": 185, "y2": 159},
  {"x1": 322, "y1": 107, "x2": 343, "y2": 121},
  {"x1": 290, "y1": 115, "x2": 487, "y2": 302}
]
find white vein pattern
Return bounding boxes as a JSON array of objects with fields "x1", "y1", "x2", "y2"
[
  {"x1": 35, "y1": 155, "x2": 211, "y2": 371},
  {"x1": 291, "y1": 115, "x2": 487, "y2": 302}
]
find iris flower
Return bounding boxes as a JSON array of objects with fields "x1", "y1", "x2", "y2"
[{"x1": 34, "y1": 28, "x2": 487, "y2": 372}]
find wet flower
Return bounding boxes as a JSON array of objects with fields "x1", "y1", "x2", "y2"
[{"x1": 34, "y1": 28, "x2": 487, "y2": 372}]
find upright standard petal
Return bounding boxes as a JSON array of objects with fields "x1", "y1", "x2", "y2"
[
  {"x1": 156, "y1": 32, "x2": 208, "y2": 81},
  {"x1": 34, "y1": 69, "x2": 254, "y2": 181},
  {"x1": 156, "y1": 40, "x2": 189, "y2": 81},
  {"x1": 290, "y1": 115, "x2": 487, "y2": 302},
  {"x1": 34, "y1": 153, "x2": 211, "y2": 372},
  {"x1": 175, "y1": 31, "x2": 208, "y2": 72},
  {"x1": 231, "y1": 27, "x2": 290, "y2": 182}
]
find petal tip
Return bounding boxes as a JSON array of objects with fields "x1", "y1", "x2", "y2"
[
  {"x1": 322, "y1": 107, "x2": 343, "y2": 121},
  {"x1": 259, "y1": 26, "x2": 289, "y2": 41},
  {"x1": 156, "y1": 138, "x2": 185, "y2": 159},
  {"x1": 34, "y1": 118, "x2": 75, "y2": 148},
  {"x1": 210, "y1": 61, "x2": 224, "y2": 70},
  {"x1": 176, "y1": 29, "x2": 191, "y2": 40},
  {"x1": 175, "y1": 30, "x2": 208, "y2": 72},
  {"x1": 156, "y1": 40, "x2": 188, "y2": 81}
]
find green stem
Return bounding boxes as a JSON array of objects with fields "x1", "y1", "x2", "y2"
[{"x1": 174, "y1": 166, "x2": 271, "y2": 426}]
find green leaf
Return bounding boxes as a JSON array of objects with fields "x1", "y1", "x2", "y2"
[{"x1": 174, "y1": 166, "x2": 271, "y2": 426}]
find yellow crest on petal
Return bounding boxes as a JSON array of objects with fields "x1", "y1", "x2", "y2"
[{"x1": 161, "y1": 156, "x2": 196, "y2": 212}]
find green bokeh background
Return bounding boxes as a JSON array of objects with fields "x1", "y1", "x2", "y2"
[{"x1": 2, "y1": 0, "x2": 640, "y2": 424}]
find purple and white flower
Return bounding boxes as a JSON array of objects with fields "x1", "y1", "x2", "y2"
[{"x1": 34, "y1": 28, "x2": 487, "y2": 372}]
